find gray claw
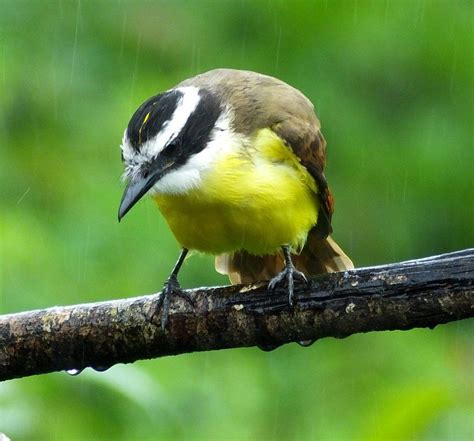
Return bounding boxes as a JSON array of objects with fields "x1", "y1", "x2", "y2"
[
  {"x1": 151, "y1": 277, "x2": 194, "y2": 330},
  {"x1": 268, "y1": 266, "x2": 308, "y2": 306}
]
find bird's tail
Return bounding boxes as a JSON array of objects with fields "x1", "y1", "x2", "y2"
[{"x1": 215, "y1": 230, "x2": 354, "y2": 285}]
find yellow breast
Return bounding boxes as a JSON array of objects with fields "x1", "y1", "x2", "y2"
[{"x1": 153, "y1": 128, "x2": 318, "y2": 255}]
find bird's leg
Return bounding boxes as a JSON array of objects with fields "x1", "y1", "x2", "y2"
[
  {"x1": 268, "y1": 245, "x2": 308, "y2": 306},
  {"x1": 153, "y1": 248, "x2": 195, "y2": 330}
]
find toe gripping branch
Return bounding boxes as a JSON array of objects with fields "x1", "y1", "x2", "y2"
[
  {"x1": 154, "y1": 276, "x2": 195, "y2": 330},
  {"x1": 151, "y1": 248, "x2": 195, "y2": 330},
  {"x1": 268, "y1": 245, "x2": 308, "y2": 307}
]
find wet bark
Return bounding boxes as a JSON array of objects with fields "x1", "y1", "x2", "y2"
[{"x1": 1, "y1": 249, "x2": 473, "y2": 381}]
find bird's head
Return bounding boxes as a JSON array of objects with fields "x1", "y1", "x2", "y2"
[{"x1": 118, "y1": 86, "x2": 223, "y2": 221}]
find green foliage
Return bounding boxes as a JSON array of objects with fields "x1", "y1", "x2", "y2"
[{"x1": 0, "y1": 1, "x2": 472, "y2": 439}]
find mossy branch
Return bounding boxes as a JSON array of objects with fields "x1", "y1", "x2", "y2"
[{"x1": 1, "y1": 249, "x2": 473, "y2": 381}]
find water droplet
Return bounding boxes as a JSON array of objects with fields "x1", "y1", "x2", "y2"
[
  {"x1": 298, "y1": 339, "x2": 315, "y2": 347},
  {"x1": 66, "y1": 368, "x2": 83, "y2": 376},
  {"x1": 92, "y1": 365, "x2": 111, "y2": 372}
]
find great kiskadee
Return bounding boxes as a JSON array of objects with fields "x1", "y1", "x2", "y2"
[{"x1": 118, "y1": 69, "x2": 353, "y2": 328}]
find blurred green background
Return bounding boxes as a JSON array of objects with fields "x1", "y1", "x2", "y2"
[{"x1": 1, "y1": 0, "x2": 473, "y2": 440}]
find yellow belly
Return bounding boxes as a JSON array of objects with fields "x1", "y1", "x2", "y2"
[{"x1": 153, "y1": 129, "x2": 318, "y2": 255}]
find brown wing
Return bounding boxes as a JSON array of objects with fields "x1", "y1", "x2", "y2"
[{"x1": 271, "y1": 118, "x2": 333, "y2": 239}]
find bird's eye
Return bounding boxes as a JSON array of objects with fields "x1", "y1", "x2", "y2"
[
  {"x1": 164, "y1": 139, "x2": 180, "y2": 155},
  {"x1": 167, "y1": 139, "x2": 178, "y2": 150}
]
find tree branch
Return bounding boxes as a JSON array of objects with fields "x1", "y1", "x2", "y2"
[{"x1": 1, "y1": 249, "x2": 473, "y2": 381}]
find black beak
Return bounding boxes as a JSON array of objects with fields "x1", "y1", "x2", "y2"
[{"x1": 118, "y1": 160, "x2": 174, "y2": 221}]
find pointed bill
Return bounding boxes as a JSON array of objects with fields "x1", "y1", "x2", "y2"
[{"x1": 118, "y1": 161, "x2": 174, "y2": 221}]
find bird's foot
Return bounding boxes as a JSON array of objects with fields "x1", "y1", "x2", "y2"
[
  {"x1": 152, "y1": 276, "x2": 195, "y2": 330},
  {"x1": 268, "y1": 265, "x2": 308, "y2": 307}
]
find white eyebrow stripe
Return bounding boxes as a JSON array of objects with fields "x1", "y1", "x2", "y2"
[{"x1": 141, "y1": 86, "x2": 201, "y2": 158}]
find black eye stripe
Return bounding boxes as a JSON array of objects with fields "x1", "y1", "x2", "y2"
[
  {"x1": 161, "y1": 88, "x2": 222, "y2": 159},
  {"x1": 127, "y1": 90, "x2": 183, "y2": 150}
]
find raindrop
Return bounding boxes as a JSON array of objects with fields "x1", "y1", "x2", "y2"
[
  {"x1": 257, "y1": 342, "x2": 281, "y2": 352},
  {"x1": 66, "y1": 368, "x2": 83, "y2": 376},
  {"x1": 69, "y1": 0, "x2": 81, "y2": 87},
  {"x1": 298, "y1": 339, "x2": 315, "y2": 347},
  {"x1": 275, "y1": 27, "x2": 282, "y2": 71},
  {"x1": 92, "y1": 365, "x2": 111, "y2": 372}
]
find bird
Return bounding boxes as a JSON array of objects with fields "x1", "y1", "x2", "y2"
[{"x1": 118, "y1": 68, "x2": 353, "y2": 329}]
